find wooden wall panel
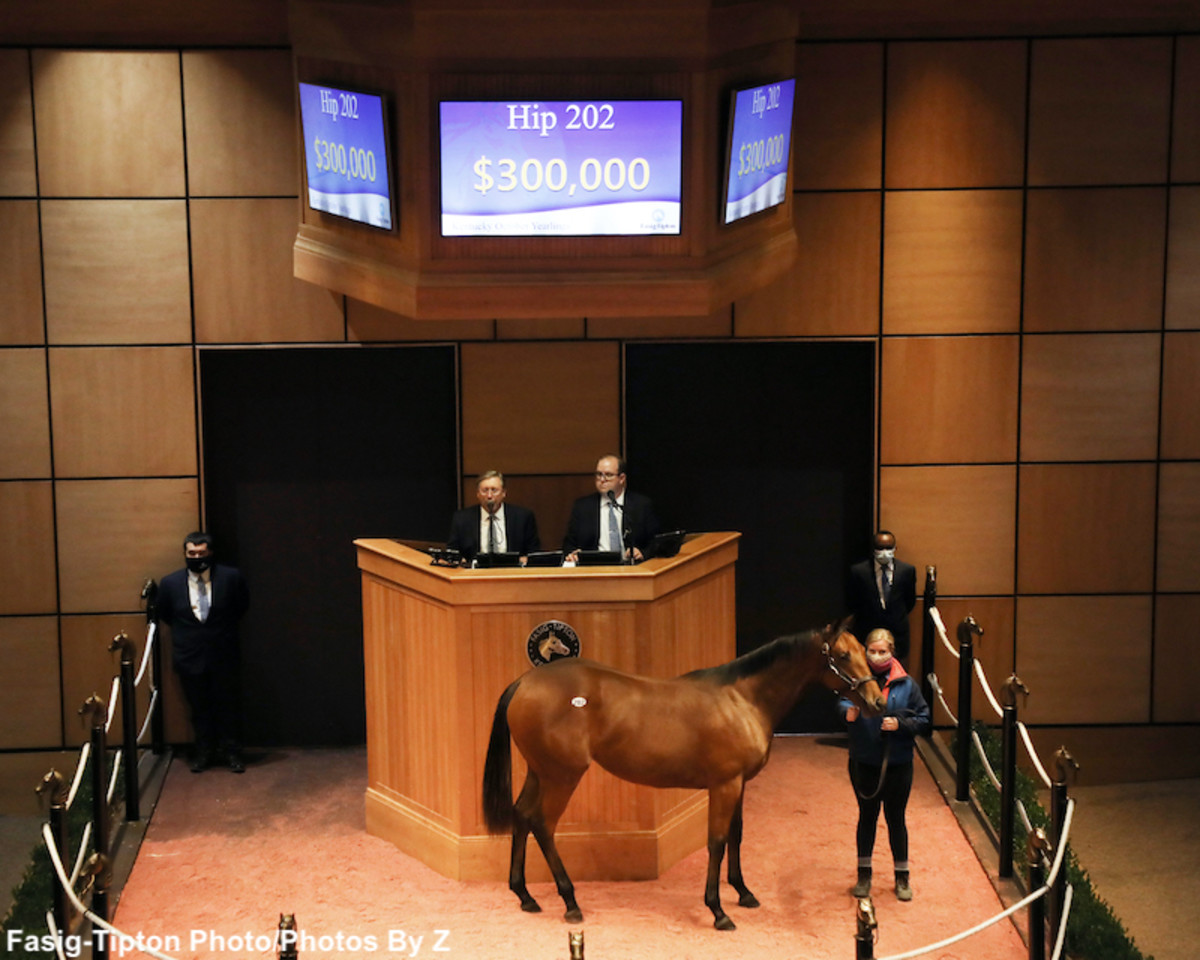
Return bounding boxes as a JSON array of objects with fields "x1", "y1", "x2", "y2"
[
  {"x1": 1016, "y1": 595, "x2": 1152, "y2": 724},
  {"x1": 0, "y1": 50, "x2": 37, "y2": 196},
  {"x1": 879, "y1": 465, "x2": 1017, "y2": 596},
  {"x1": 1157, "y1": 463, "x2": 1200, "y2": 593},
  {"x1": 346, "y1": 298, "x2": 494, "y2": 342},
  {"x1": 49, "y1": 347, "x2": 197, "y2": 478},
  {"x1": 1017, "y1": 463, "x2": 1156, "y2": 594},
  {"x1": 31, "y1": 50, "x2": 185, "y2": 197},
  {"x1": 885, "y1": 40, "x2": 1026, "y2": 189},
  {"x1": 735, "y1": 192, "x2": 880, "y2": 337},
  {"x1": 1171, "y1": 36, "x2": 1200, "y2": 183},
  {"x1": 881, "y1": 335, "x2": 1019, "y2": 464},
  {"x1": 1162, "y1": 332, "x2": 1200, "y2": 459},
  {"x1": 182, "y1": 50, "x2": 296, "y2": 197},
  {"x1": 1023, "y1": 188, "x2": 1167, "y2": 332},
  {"x1": 792, "y1": 42, "x2": 882, "y2": 191},
  {"x1": 1166, "y1": 186, "x2": 1200, "y2": 330},
  {"x1": 0, "y1": 200, "x2": 47, "y2": 345},
  {"x1": 1154, "y1": 594, "x2": 1200, "y2": 723},
  {"x1": 496, "y1": 317, "x2": 585, "y2": 340},
  {"x1": 1020, "y1": 333, "x2": 1161, "y2": 462},
  {"x1": 587, "y1": 310, "x2": 732, "y2": 340},
  {"x1": 0, "y1": 617, "x2": 60, "y2": 749},
  {"x1": 56, "y1": 479, "x2": 198, "y2": 614},
  {"x1": 1027, "y1": 37, "x2": 1172, "y2": 186},
  {"x1": 882, "y1": 190, "x2": 1023, "y2": 334},
  {"x1": 461, "y1": 341, "x2": 619, "y2": 475},
  {"x1": 0, "y1": 349, "x2": 51, "y2": 479},
  {"x1": 59, "y1": 613, "x2": 151, "y2": 744},
  {"x1": 190, "y1": 198, "x2": 345, "y2": 343},
  {"x1": 0, "y1": 481, "x2": 57, "y2": 615},
  {"x1": 42, "y1": 200, "x2": 192, "y2": 344}
]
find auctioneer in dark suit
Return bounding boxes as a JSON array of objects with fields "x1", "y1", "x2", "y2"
[
  {"x1": 562, "y1": 490, "x2": 661, "y2": 558},
  {"x1": 847, "y1": 557, "x2": 917, "y2": 661},
  {"x1": 157, "y1": 563, "x2": 250, "y2": 752},
  {"x1": 447, "y1": 504, "x2": 541, "y2": 560}
]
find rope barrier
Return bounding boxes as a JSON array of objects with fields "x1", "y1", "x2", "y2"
[
  {"x1": 104, "y1": 676, "x2": 121, "y2": 733},
  {"x1": 926, "y1": 674, "x2": 958, "y2": 725},
  {"x1": 970, "y1": 730, "x2": 1003, "y2": 791},
  {"x1": 974, "y1": 659, "x2": 1003, "y2": 718},
  {"x1": 929, "y1": 607, "x2": 958, "y2": 658},
  {"x1": 1050, "y1": 884, "x2": 1075, "y2": 960},
  {"x1": 44, "y1": 909, "x2": 70, "y2": 960},
  {"x1": 1017, "y1": 722, "x2": 1053, "y2": 789},
  {"x1": 135, "y1": 623, "x2": 157, "y2": 686},
  {"x1": 106, "y1": 750, "x2": 123, "y2": 805},
  {"x1": 65, "y1": 742, "x2": 91, "y2": 810},
  {"x1": 42, "y1": 823, "x2": 183, "y2": 960},
  {"x1": 137, "y1": 689, "x2": 159, "y2": 744},
  {"x1": 68, "y1": 821, "x2": 93, "y2": 887}
]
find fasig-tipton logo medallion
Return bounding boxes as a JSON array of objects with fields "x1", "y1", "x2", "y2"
[{"x1": 527, "y1": 620, "x2": 581, "y2": 667}]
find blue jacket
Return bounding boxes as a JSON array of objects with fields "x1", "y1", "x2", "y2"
[{"x1": 839, "y1": 665, "x2": 931, "y2": 766}]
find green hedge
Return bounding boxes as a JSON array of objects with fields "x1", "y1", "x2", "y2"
[{"x1": 960, "y1": 722, "x2": 1151, "y2": 960}]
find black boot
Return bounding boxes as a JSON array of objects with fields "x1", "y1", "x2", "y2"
[
  {"x1": 895, "y1": 870, "x2": 912, "y2": 901},
  {"x1": 851, "y1": 867, "x2": 872, "y2": 897}
]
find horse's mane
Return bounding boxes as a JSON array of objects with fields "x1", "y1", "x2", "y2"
[{"x1": 681, "y1": 629, "x2": 819, "y2": 685}]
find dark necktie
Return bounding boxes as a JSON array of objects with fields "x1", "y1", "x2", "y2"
[
  {"x1": 197, "y1": 577, "x2": 210, "y2": 621},
  {"x1": 487, "y1": 514, "x2": 497, "y2": 553},
  {"x1": 881, "y1": 565, "x2": 891, "y2": 604},
  {"x1": 608, "y1": 501, "x2": 621, "y2": 551}
]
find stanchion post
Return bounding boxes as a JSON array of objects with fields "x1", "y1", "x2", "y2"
[
  {"x1": 1027, "y1": 829, "x2": 1048, "y2": 960},
  {"x1": 954, "y1": 616, "x2": 981, "y2": 802},
  {"x1": 37, "y1": 770, "x2": 71, "y2": 935},
  {"x1": 83, "y1": 853, "x2": 112, "y2": 960},
  {"x1": 999, "y1": 675, "x2": 1030, "y2": 879},
  {"x1": 854, "y1": 897, "x2": 877, "y2": 960},
  {"x1": 568, "y1": 929, "x2": 584, "y2": 960},
  {"x1": 81, "y1": 695, "x2": 110, "y2": 862},
  {"x1": 110, "y1": 632, "x2": 140, "y2": 822},
  {"x1": 142, "y1": 579, "x2": 166, "y2": 756},
  {"x1": 1050, "y1": 747, "x2": 1078, "y2": 941},
  {"x1": 919, "y1": 565, "x2": 936, "y2": 722}
]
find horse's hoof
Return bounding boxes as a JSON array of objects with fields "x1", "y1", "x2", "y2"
[
  {"x1": 738, "y1": 893, "x2": 761, "y2": 908},
  {"x1": 713, "y1": 915, "x2": 736, "y2": 931},
  {"x1": 520, "y1": 900, "x2": 542, "y2": 914},
  {"x1": 564, "y1": 908, "x2": 583, "y2": 923}
]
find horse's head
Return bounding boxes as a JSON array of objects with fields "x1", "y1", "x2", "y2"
[{"x1": 820, "y1": 618, "x2": 886, "y2": 714}]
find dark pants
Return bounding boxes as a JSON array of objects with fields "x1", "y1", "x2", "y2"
[
  {"x1": 849, "y1": 759, "x2": 914, "y2": 863},
  {"x1": 176, "y1": 659, "x2": 240, "y2": 753}
]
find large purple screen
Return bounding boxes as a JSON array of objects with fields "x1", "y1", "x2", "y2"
[{"x1": 440, "y1": 100, "x2": 683, "y2": 237}]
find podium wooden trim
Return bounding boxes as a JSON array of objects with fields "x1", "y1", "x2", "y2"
[{"x1": 355, "y1": 531, "x2": 739, "y2": 881}]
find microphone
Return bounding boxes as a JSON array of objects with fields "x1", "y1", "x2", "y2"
[{"x1": 606, "y1": 490, "x2": 624, "y2": 510}]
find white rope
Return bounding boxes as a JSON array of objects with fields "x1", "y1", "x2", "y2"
[
  {"x1": 877, "y1": 879, "x2": 1052, "y2": 960},
  {"x1": 929, "y1": 607, "x2": 958, "y2": 658},
  {"x1": 43, "y1": 823, "x2": 183, "y2": 960},
  {"x1": 973, "y1": 659, "x2": 1004, "y2": 718},
  {"x1": 1046, "y1": 799, "x2": 1075, "y2": 886},
  {"x1": 970, "y1": 730, "x2": 1002, "y2": 791},
  {"x1": 104, "y1": 677, "x2": 121, "y2": 733},
  {"x1": 1017, "y1": 799, "x2": 1034, "y2": 835},
  {"x1": 1050, "y1": 884, "x2": 1075, "y2": 960},
  {"x1": 1017, "y1": 722, "x2": 1054, "y2": 788},
  {"x1": 65, "y1": 743, "x2": 91, "y2": 810},
  {"x1": 44, "y1": 909, "x2": 70, "y2": 960},
  {"x1": 137, "y1": 688, "x2": 159, "y2": 743},
  {"x1": 135, "y1": 623, "x2": 157, "y2": 686},
  {"x1": 69, "y1": 821, "x2": 93, "y2": 886},
  {"x1": 926, "y1": 673, "x2": 959, "y2": 725},
  {"x1": 106, "y1": 749, "x2": 123, "y2": 804}
]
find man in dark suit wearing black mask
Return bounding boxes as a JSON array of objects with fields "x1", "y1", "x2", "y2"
[{"x1": 157, "y1": 532, "x2": 250, "y2": 773}]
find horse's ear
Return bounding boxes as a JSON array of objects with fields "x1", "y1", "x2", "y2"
[{"x1": 832, "y1": 614, "x2": 854, "y2": 636}]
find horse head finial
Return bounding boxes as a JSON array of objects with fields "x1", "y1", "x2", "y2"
[
  {"x1": 956, "y1": 616, "x2": 983, "y2": 647},
  {"x1": 109, "y1": 631, "x2": 136, "y2": 665},
  {"x1": 1000, "y1": 674, "x2": 1030, "y2": 709},
  {"x1": 36, "y1": 769, "x2": 68, "y2": 808}
]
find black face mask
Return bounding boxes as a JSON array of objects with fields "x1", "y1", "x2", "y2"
[{"x1": 185, "y1": 556, "x2": 212, "y2": 574}]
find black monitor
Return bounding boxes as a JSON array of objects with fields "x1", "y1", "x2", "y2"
[
  {"x1": 649, "y1": 529, "x2": 687, "y2": 559},
  {"x1": 575, "y1": 550, "x2": 623, "y2": 566},
  {"x1": 474, "y1": 551, "x2": 522, "y2": 568},
  {"x1": 525, "y1": 551, "x2": 564, "y2": 568}
]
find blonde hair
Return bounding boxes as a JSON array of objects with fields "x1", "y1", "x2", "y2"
[{"x1": 865, "y1": 628, "x2": 895, "y2": 653}]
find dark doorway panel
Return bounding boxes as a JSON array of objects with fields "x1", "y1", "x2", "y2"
[
  {"x1": 200, "y1": 346, "x2": 457, "y2": 746},
  {"x1": 625, "y1": 340, "x2": 875, "y2": 732}
]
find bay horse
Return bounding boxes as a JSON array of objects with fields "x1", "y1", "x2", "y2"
[{"x1": 482, "y1": 618, "x2": 885, "y2": 930}]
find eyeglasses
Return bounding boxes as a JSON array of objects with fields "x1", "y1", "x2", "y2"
[{"x1": 594, "y1": 472, "x2": 619, "y2": 480}]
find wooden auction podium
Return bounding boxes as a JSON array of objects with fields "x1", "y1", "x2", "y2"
[{"x1": 355, "y1": 532, "x2": 739, "y2": 882}]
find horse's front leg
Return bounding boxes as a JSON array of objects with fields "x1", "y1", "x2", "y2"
[
  {"x1": 725, "y1": 792, "x2": 760, "y2": 908},
  {"x1": 509, "y1": 774, "x2": 542, "y2": 913},
  {"x1": 705, "y1": 779, "x2": 744, "y2": 930}
]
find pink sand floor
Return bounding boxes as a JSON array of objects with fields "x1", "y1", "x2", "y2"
[{"x1": 114, "y1": 737, "x2": 1027, "y2": 960}]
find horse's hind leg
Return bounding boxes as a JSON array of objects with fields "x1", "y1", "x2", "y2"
[
  {"x1": 726, "y1": 793, "x2": 760, "y2": 908},
  {"x1": 523, "y1": 772, "x2": 585, "y2": 923},
  {"x1": 508, "y1": 773, "x2": 542, "y2": 913}
]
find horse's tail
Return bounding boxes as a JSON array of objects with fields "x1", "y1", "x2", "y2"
[{"x1": 482, "y1": 677, "x2": 523, "y2": 833}]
